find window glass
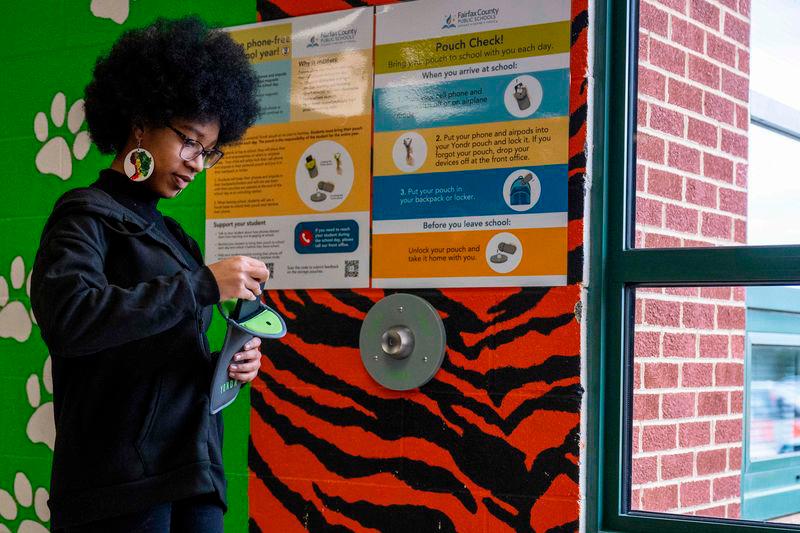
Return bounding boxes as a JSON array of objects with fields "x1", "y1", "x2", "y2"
[
  {"x1": 631, "y1": 285, "x2": 745, "y2": 519},
  {"x1": 750, "y1": 343, "x2": 800, "y2": 461},
  {"x1": 747, "y1": 125, "x2": 800, "y2": 245},
  {"x1": 750, "y1": 0, "x2": 800, "y2": 110},
  {"x1": 630, "y1": 285, "x2": 800, "y2": 524},
  {"x1": 633, "y1": 0, "x2": 800, "y2": 248}
]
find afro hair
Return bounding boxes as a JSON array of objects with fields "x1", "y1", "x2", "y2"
[{"x1": 84, "y1": 16, "x2": 259, "y2": 154}]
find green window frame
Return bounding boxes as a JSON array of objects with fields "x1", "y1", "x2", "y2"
[{"x1": 586, "y1": 0, "x2": 800, "y2": 531}]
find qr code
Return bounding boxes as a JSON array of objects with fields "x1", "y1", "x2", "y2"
[
  {"x1": 265, "y1": 263, "x2": 275, "y2": 279},
  {"x1": 344, "y1": 260, "x2": 359, "y2": 278}
]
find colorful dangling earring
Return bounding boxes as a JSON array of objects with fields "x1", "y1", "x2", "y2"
[{"x1": 123, "y1": 138, "x2": 154, "y2": 182}]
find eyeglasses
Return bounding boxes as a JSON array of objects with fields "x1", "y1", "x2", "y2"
[{"x1": 167, "y1": 125, "x2": 224, "y2": 169}]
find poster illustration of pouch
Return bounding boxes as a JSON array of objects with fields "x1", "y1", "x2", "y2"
[
  {"x1": 206, "y1": 8, "x2": 373, "y2": 289},
  {"x1": 372, "y1": 0, "x2": 571, "y2": 288}
]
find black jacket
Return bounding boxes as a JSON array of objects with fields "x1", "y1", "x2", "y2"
[{"x1": 31, "y1": 183, "x2": 225, "y2": 528}]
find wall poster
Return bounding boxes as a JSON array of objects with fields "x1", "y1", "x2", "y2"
[
  {"x1": 371, "y1": 0, "x2": 571, "y2": 288},
  {"x1": 206, "y1": 8, "x2": 373, "y2": 289}
]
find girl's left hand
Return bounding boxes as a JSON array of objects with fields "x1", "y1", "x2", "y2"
[{"x1": 228, "y1": 337, "x2": 262, "y2": 383}]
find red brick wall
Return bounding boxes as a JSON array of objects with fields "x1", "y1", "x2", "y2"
[
  {"x1": 633, "y1": 287, "x2": 745, "y2": 517},
  {"x1": 635, "y1": 0, "x2": 749, "y2": 249},
  {"x1": 631, "y1": 0, "x2": 750, "y2": 519}
]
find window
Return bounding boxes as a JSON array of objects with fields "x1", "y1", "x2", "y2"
[
  {"x1": 588, "y1": 0, "x2": 800, "y2": 531},
  {"x1": 742, "y1": 287, "x2": 800, "y2": 522},
  {"x1": 747, "y1": 337, "x2": 800, "y2": 463},
  {"x1": 747, "y1": 0, "x2": 800, "y2": 246}
]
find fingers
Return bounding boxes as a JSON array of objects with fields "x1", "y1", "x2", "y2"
[
  {"x1": 242, "y1": 277, "x2": 262, "y2": 300},
  {"x1": 229, "y1": 338, "x2": 262, "y2": 383},
  {"x1": 232, "y1": 338, "x2": 261, "y2": 363},
  {"x1": 244, "y1": 337, "x2": 261, "y2": 351},
  {"x1": 229, "y1": 357, "x2": 259, "y2": 374},
  {"x1": 207, "y1": 256, "x2": 271, "y2": 302},
  {"x1": 241, "y1": 256, "x2": 269, "y2": 283},
  {"x1": 237, "y1": 257, "x2": 269, "y2": 299},
  {"x1": 229, "y1": 350, "x2": 262, "y2": 383},
  {"x1": 231, "y1": 368, "x2": 259, "y2": 384}
]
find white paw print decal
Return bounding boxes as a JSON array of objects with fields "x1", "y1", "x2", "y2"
[
  {"x1": 90, "y1": 0, "x2": 130, "y2": 24},
  {"x1": 34, "y1": 92, "x2": 91, "y2": 181},
  {"x1": 0, "y1": 473, "x2": 50, "y2": 532},
  {"x1": 0, "y1": 256, "x2": 35, "y2": 343},
  {"x1": 26, "y1": 356, "x2": 54, "y2": 451}
]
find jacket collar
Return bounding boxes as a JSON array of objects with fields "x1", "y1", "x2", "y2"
[{"x1": 46, "y1": 187, "x2": 199, "y2": 269}]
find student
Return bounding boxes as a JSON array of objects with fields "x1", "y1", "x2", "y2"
[{"x1": 31, "y1": 16, "x2": 267, "y2": 532}]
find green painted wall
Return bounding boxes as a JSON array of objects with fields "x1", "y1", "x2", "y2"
[{"x1": 0, "y1": 2, "x2": 257, "y2": 531}]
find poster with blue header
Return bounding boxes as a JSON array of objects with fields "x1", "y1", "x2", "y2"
[{"x1": 372, "y1": 0, "x2": 571, "y2": 288}]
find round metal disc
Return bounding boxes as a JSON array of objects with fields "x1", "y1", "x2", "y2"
[{"x1": 359, "y1": 293, "x2": 446, "y2": 390}]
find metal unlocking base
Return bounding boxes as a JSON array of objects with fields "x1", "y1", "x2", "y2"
[{"x1": 359, "y1": 293, "x2": 446, "y2": 390}]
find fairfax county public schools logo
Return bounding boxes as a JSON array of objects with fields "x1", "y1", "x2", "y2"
[
  {"x1": 307, "y1": 28, "x2": 358, "y2": 48},
  {"x1": 442, "y1": 8, "x2": 500, "y2": 29}
]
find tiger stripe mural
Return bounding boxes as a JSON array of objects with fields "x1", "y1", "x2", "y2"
[{"x1": 250, "y1": 1, "x2": 589, "y2": 531}]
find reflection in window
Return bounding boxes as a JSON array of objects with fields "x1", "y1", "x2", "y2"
[
  {"x1": 630, "y1": 286, "x2": 800, "y2": 522},
  {"x1": 631, "y1": 286, "x2": 745, "y2": 519},
  {"x1": 750, "y1": 344, "x2": 800, "y2": 460}
]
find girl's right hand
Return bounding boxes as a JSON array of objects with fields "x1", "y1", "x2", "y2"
[{"x1": 207, "y1": 256, "x2": 269, "y2": 301}]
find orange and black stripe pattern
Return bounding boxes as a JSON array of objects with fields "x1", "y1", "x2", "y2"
[{"x1": 250, "y1": 1, "x2": 588, "y2": 531}]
